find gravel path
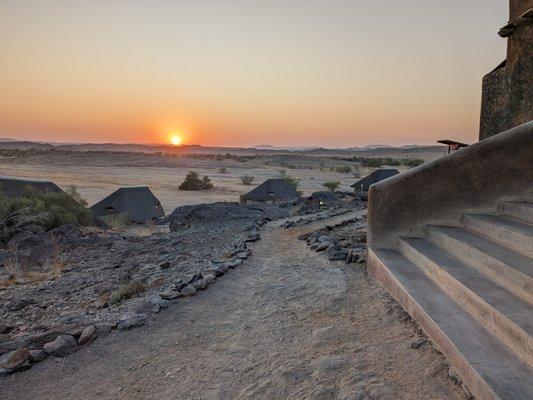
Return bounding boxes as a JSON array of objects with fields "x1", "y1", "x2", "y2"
[{"x1": 0, "y1": 214, "x2": 468, "y2": 400}]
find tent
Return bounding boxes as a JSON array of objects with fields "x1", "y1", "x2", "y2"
[
  {"x1": 240, "y1": 179, "x2": 299, "y2": 205},
  {"x1": 351, "y1": 169, "x2": 399, "y2": 192},
  {"x1": 90, "y1": 186, "x2": 164, "y2": 224},
  {"x1": 0, "y1": 176, "x2": 63, "y2": 198}
]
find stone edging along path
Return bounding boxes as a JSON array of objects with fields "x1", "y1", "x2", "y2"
[{"x1": 0, "y1": 220, "x2": 267, "y2": 378}]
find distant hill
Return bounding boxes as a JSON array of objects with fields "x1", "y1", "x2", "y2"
[{"x1": 0, "y1": 139, "x2": 447, "y2": 161}]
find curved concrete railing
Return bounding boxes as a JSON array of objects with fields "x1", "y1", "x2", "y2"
[{"x1": 368, "y1": 121, "x2": 533, "y2": 249}]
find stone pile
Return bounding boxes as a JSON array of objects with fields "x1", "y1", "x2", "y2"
[{"x1": 299, "y1": 216, "x2": 367, "y2": 263}]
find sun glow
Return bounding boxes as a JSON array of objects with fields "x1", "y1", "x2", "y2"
[{"x1": 169, "y1": 134, "x2": 182, "y2": 146}]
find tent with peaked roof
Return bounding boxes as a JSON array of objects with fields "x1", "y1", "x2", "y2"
[
  {"x1": 351, "y1": 169, "x2": 399, "y2": 192},
  {"x1": 90, "y1": 186, "x2": 164, "y2": 224},
  {"x1": 0, "y1": 176, "x2": 107, "y2": 227},
  {"x1": 0, "y1": 176, "x2": 63, "y2": 198},
  {"x1": 240, "y1": 179, "x2": 299, "y2": 205}
]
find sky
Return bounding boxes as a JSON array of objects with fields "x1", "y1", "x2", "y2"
[{"x1": 0, "y1": 0, "x2": 508, "y2": 147}]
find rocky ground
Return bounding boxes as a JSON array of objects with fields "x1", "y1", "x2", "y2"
[
  {"x1": 299, "y1": 214, "x2": 368, "y2": 263},
  {"x1": 0, "y1": 202, "x2": 285, "y2": 375},
  {"x1": 0, "y1": 211, "x2": 469, "y2": 399}
]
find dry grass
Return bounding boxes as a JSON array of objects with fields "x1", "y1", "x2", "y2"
[
  {"x1": 0, "y1": 253, "x2": 68, "y2": 287},
  {"x1": 108, "y1": 281, "x2": 146, "y2": 305}
]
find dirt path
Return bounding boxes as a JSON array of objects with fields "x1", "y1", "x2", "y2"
[{"x1": 0, "y1": 215, "x2": 468, "y2": 400}]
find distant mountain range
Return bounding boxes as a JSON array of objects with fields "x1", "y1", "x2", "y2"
[{"x1": 0, "y1": 137, "x2": 444, "y2": 155}]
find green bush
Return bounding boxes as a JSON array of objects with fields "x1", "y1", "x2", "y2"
[
  {"x1": 0, "y1": 189, "x2": 95, "y2": 244},
  {"x1": 179, "y1": 171, "x2": 214, "y2": 190},
  {"x1": 323, "y1": 181, "x2": 340, "y2": 191}
]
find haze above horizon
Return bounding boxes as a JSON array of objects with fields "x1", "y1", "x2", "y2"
[{"x1": 0, "y1": 1, "x2": 506, "y2": 147}]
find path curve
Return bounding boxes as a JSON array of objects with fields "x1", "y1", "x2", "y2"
[{"x1": 0, "y1": 214, "x2": 467, "y2": 400}]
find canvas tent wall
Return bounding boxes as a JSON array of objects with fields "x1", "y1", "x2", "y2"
[
  {"x1": 0, "y1": 176, "x2": 63, "y2": 198},
  {"x1": 240, "y1": 179, "x2": 299, "y2": 205},
  {"x1": 351, "y1": 169, "x2": 399, "y2": 192},
  {"x1": 90, "y1": 186, "x2": 164, "y2": 224}
]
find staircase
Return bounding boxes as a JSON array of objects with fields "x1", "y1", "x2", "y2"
[{"x1": 368, "y1": 199, "x2": 533, "y2": 400}]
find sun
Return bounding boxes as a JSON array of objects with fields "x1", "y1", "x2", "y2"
[{"x1": 169, "y1": 134, "x2": 182, "y2": 146}]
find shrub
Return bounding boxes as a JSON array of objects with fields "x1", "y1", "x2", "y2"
[
  {"x1": 64, "y1": 185, "x2": 88, "y2": 207},
  {"x1": 218, "y1": 166, "x2": 228, "y2": 174},
  {"x1": 402, "y1": 158, "x2": 424, "y2": 167},
  {"x1": 283, "y1": 175, "x2": 300, "y2": 190},
  {"x1": 240, "y1": 175, "x2": 255, "y2": 185},
  {"x1": 278, "y1": 169, "x2": 287, "y2": 176},
  {"x1": 179, "y1": 171, "x2": 214, "y2": 190},
  {"x1": 108, "y1": 281, "x2": 146, "y2": 305},
  {"x1": 334, "y1": 166, "x2": 352, "y2": 173},
  {"x1": 0, "y1": 189, "x2": 95, "y2": 244},
  {"x1": 323, "y1": 181, "x2": 340, "y2": 191}
]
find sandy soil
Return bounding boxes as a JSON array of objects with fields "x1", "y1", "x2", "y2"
[
  {"x1": 0, "y1": 213, "x2": 467, "y2": 400},
  {"x1": 0, "y1": 146, "x2": 444, "y2": 212}
]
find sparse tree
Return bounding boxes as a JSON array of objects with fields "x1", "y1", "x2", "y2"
[
  {"x1": 65, "y1": 185, "x2": 88, "y2": 207},
  {"x1": 179, "y1": 171, "x2": 214, "y2": 190},
  {"x1": 323, "y1": 181, "x2": 340, "y2": 191},
  {"x1": 240, "y1": 175, "x2": 255, "y2": 185}
]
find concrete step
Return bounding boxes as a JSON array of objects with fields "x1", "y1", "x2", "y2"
[
  {"x1": 500, "y1": 201, "x2": 533, "y2": 224},
  {"x1": 427, "y1": 225, "x2": 533, "y2": 304},
  {"x1": 368, "y1": 248, "x2": 533, "y2": 400},
  {"x1": 462, "y1": 213, "x2": 533, "y2": 258},
  {"x1": 399, "y1": 237, "x2": 533, "y2": 366}
]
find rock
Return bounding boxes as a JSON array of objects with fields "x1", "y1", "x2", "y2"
[
  {"x1": 159, "y1": 261, "x2": 171, "y2": 269},
  {"x1": 186, "y1": 272, "x2": 203, "y2": 285},
  {"x1": 0, "y1": 324, "x2": 14, "y2": 334},
  {"x1": 175, "y1": 280, "x2": 188, "y2": 292},
  {"x1": 193, "y1": 278, "x2": 209, "y2": 290},
  {"x1": 67, "y1": 326, "x2": 85, "y2": 339},
  {"x1": 0, "y1": 348, "x2": 30, "y2": 369},
  {"x1": 7, "y1": 298, "x2": 35, "y2": 312},
  {"x1": 95, "y1": 323, "x2": 115, "y2": 337},
  {"x1": 116, "y1": 312, "x2": 147, "y2": 330},
  {"x1": 78, "y1": 325, "x2": 97, "y2": 345},
  {"x1": 411, "y1": 338, "x2": 427, "y2": 349},
  {"x1": 226, "y1": 258, "x2": 242, "y2": 269},
  {"x1": 204, "y1": 274, "x2": 216, "y2": 285},
  {"x1": 213, "y1": 264, "x2": 228, "y2": 277},
  {"x1": 159, "y1": 290, "x2": 182, "y2": 300},
  {"x1": 179, "y1": 284, "x2": 197, "y2": 297},
  {"x1": 235, "y1": 251, "x2": 249, "y2": 260},
  {"x1": 245, "y1": 233, "x2": 260, "y2": 242},
  {"x1": 327, "y1": 249, "x2": 348, "y2": 261},
  {"x1": 136, "y1": 297, "x2": 169, "y2": 314},
  {"x1": 44, "y1": 335, "x2": 79, "y2": 357},
  {"x1": 28, "y1": 349, "x2": 47, "y2": 363}
]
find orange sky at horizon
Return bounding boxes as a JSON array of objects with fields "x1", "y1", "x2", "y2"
[{"x1": 0, "y1": 1, "x2": 507, "y2": 148}]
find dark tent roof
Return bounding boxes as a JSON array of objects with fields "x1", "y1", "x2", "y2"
[
  {"x1": 0, "y1": 176, "x2": 107, "y2": 227},
  {"x1": 90, "y1": 186, "x2": 165, "y2": 223},
  {"x1": 351, "y1": 169, "x2": 399, "y2": 191},
  {"x1": 0, "y1": 176, "x2": 63, "y2": 198},
  {"x1": 241, "y1": 179, "x2": 299, "y2": 203}
]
